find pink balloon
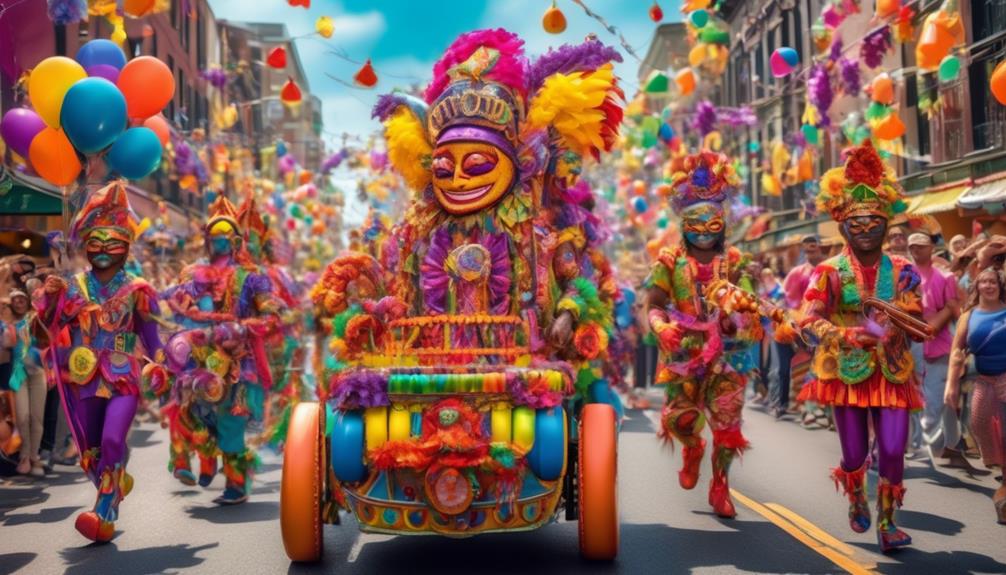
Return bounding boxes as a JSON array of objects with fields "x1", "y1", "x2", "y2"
[
  {"x1": 1, "y1": 108, "x2": 46, "y2": 158},
  {"x1": 86, "y1": 64, "x2": 120, "y2": 83}
]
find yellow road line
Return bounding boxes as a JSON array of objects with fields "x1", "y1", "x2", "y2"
[
  {"x1": 764, "y1": 502, "x2": 860, "y2": 558},
  {"x1": 731, "y1": 489, "x2": 878, "y2": 575}
]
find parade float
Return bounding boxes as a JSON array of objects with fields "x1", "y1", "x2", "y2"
[{"x1": 280, "y1": 29, "x2": 624, "y2": 562}]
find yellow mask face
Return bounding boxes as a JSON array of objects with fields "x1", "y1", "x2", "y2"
[{"x1": 431, "y1": 141, "x2": 515, "y2": 215}]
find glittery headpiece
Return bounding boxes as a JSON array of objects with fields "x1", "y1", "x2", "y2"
[
  {"x1": 668, "y1": 151, "x2": 740, "y2": 213},
  {"x1": 72, "y1": 181, "x2": 141, "y2": 242},
  {"x1": 816, "y1": 141, "x2": 907, "y2": 221}
]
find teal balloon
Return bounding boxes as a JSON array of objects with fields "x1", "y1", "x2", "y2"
[
  {"x1": 748, "y1": 141, "x2": 761, "y2": 153},
  {"x1": 106, "y1": 127, "x2": 162, "y2": 179},
  {"x1": 689, "y1": 9, "x2": 709, "y2": 28},
  {"x1": 60, "y1": 78, "x2": 127, "y2": 153},
  {"x1": 938, "y1": 55, "x2": 960, "y2": 82},
  {"x1": 801, "y1": 123, "x2": 819, "y2": 145},
  {"x1": 657, "y1": 216, "x2": 669, "y2": 229}
]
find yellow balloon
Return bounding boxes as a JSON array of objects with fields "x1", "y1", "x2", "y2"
[
  {"x1": 316, "y1": 16, "x2": 334, "y2": 39},
  {"x1": 28, "y1": 56, "x2": 87, "y2": 128}
]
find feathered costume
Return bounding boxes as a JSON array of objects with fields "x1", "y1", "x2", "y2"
[
  {"x1": 33, "y1": 182, "x2": 166, "y2": 542},
  {"x1": 161, "y1": 195, "x2": 283, "y2": 505},
  {"x1": 797, "y1": 141, "x2": 921, "y2": 552},
  {"x1": 645, "y1": 152, "x2": 765, "y2": 519},
  {"x1": 308, "y1": 29, "x2": 624, "y2": 537}
]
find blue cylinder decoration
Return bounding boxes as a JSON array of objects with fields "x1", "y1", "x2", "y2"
[
  {"x1": 330, "y1": 409, "x2": 367, "y2": 483},
  {"x1": 527, "y1": 407, "x2": 566, "y2": 481}
]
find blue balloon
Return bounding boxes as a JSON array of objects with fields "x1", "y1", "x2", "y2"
[
  {"x1": 60, "y1": 78, "x2": 127, "y2": 154},
  {"x1": 658, "y1": 122, "x2": 675, "y2": 142},
  {"x1": 276, "y1": 140, "x2": 288, "y2": 157},
  {"x1": 632, "y1": 196, "x2": 649, "y2": 213},
  {"x1": 76, "y1": 39, "x2": 127, "y2": 70},
  {"x1": 106, "y1": 127, "x2": 163, "y2": 179}
]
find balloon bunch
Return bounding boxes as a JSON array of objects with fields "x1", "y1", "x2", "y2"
[{"x1": 0, "y1": 40, "x2": 173, "y2": 186}]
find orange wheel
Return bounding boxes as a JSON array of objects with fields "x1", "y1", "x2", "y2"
[
  {"x1": 578, "y1": 403, "x2": 619, "y2": 560},
  {"x1": 281, "y1": 402, "x2": 325, "y2": 562}
]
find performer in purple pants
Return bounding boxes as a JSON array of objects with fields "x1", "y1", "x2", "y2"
[{"x1": 34, "y1": 182, "x2": 167, "y2": 543}]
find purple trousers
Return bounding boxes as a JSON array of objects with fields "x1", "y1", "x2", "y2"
[
  {"x1": 64, "y1": 390, "x2": 137, "y2": 486},
  {"x1": 834, "y1": 406, "x2": 909, "y2": 483}
]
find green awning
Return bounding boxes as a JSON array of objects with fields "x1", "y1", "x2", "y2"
[{"x1": 0, "y1": 172, "x2": 62, "y2": 215}]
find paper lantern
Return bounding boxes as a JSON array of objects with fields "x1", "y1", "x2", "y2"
[
  {"x1": 675, "y1": 69, "x2": 696, "y2": 95},
  {"x1": 280, "y1": 78, "x2": 302, "y2": 105},
  {"x1": 870, "y1": 73, "x2": 895, "y2": 104},
  {"x1": 916, "y1": 10, "x2": 964, "y2": 71},
  {"x1": 354, "y1": 60, "x2": 378, "y2": 88},
  {"x1": 650, "y1": 2, "x2": 664, "y2": 22},
  {"x1": 992, "y1": 60, "x2": 1006, "y2": 106},
  {"x1": 542, "y1": 2, "x2": 567, "y2": 34},
  {"x1": 644, "y1": 71, "x2": 669, "y2": 93},
  {"x1": 267, "y1": 46, "x2": 287, "y2": 69},
  {"x1": 873, "y1": 111, "x2": 906, "y2": 140},
  {"x1": 770, "y1": 47, "x2": 799, "y2": 78}
]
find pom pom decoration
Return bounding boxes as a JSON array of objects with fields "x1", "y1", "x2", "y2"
[
  {"x1": 770, "y1": 47, "x2": 799, "y2": 78},
  {"x1": 992, "y1": 60, "x2": 1006, "y2": 106},
  {"x1": 651, "y1": 2, "x2": 664, "y2": 22},
  {"x1": 267, "y1": 46, "x2": 287, "y2": 69},
  {"x1": 280, "y1": 78, "x2": 302, "y2": 105},
  {"x1": 423, "y1": 29, "x2": 528, "y2": 104},
  {"x1": 543, "y1": 1, "x2": 567, "y2": 34},
  {"x1": 839, "y1": 57, "x2": 861, "y2": 95},
  {"x1": 691, "y1": 99, "x2": 717, "y2": 136},
  {"x1": 380, "y1": 106, "x2": 433, "y2": 192},
  {"x1": 354, "y1": 60, "x2": 378, "y2": 88},
  {"x1": 807, "y1": 64, "x2": 833, "y2": 119},
  {"x1": 860, "y1": 27, "x2": 893, "y2": 69}
]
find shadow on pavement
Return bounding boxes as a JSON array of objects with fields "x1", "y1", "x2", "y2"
[
  {"x1": 894, "y1": 509, "x2": 965, "y2": 535},
  {"x1": 850, "y1": 543, "x2": 1006, "y2": 574},
  {"x1": 0, "y1": 552, "x2": 37, "y2": 575},
  {"x1": 185, "y1": 500, "x2": 279, "y2": 524},
  {"x1": 289, "y1": 520, "x2": 841, "y2": 575},
  {"x1": 59, "y1": 542, "x2": 218, "y2": 575},
  {"x1": 0, "y1": 486, "x2": 50, "y2": 512},
  {"x1": 2, "y1": 505, "x2": 81, "y2": 527},
  {"x1": 619, "y1": 409, "x2": 656, "y2": 435},
  {"x1": 903, "y1": 465, "x2": 997, "y2": 498},
  {"x1": 127, "y1": 428, "x2": 162, "y2": 449}
]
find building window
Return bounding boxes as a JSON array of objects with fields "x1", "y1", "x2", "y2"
[
  {"x1": 933, "y1": 78, "x2": 966, "y2": 162},
  {"x1": 972, "y1": 0, "x2": 1006, "y2": 44},
  {"x1": 970, "y1": 45, "x2": 1006, "y2": 150}
]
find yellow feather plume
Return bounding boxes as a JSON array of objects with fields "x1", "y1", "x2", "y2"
[
  {"x1": 384, "y1": 107, "x2": 432, "y2": 192},
  {"x1": 527, "y1": 64, "x2": 620, "y2": 157}
]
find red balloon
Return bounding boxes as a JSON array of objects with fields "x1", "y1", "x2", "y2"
[
  {"x1": 649, "y1": 2, "x2": 663, "y2": 22},
  {"x1": 267, "y1": 46, "x2": 287, "y2": 69},
  {"x1": 143, "y1": 114, "x2": 170, "y2": 146},
  {"x1": 117, "y1": 56, "x2": 175, "y2": 119},
  {"x1": 281, "y1": 78, "x2": 302, "y2": 104}
]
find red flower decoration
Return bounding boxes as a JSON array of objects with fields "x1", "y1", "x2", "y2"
[{"x1": 844, "y1": 141, "x2": 884, "y2": 188}]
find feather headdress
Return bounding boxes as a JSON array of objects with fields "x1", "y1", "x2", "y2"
[
  {"x1": 667, "y1": 151, "x2": 741, "y2": 213},
  {"x1": 72, "y1": 181, "x2": 143, "y2": 242}
]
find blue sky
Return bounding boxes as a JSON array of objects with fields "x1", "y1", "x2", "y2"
[{"x1": 208, "y1": 0, "x2": 682, "y2": 148}]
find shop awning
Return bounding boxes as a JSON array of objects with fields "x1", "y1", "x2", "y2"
[
  {"x1": 0, "y1": 171, "x2": 62, "y2": 215},
  {"x1": 906, "y1": 184, "x2": 970, "y2": 216},
  {"x1": 957, "y1": 174, "x2": 1006, "y2": 214}
]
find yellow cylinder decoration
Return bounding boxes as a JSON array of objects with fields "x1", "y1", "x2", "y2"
[
  {"x1": 491, "y1": 403, "x2": 513, "y2": 443},
  {"x1": 388, "y1": 405, "x2": 411, "y2": 441},
  {"x1": 512, "y1": 406, "x2": 536, "y2": 451},
  {"x1": 364, "y1": 407, "x2": 388, "y2": 451}
]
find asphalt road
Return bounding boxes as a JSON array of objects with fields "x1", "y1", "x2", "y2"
[{"x1": 2, "y1": 391, "x2": 1005, "y2": 575}]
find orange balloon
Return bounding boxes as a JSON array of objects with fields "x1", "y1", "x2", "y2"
[
  {"x1": 542, "y1": 5, "x2": 567, "y2": 34},
  {"x1": 871, "y1": 74, "x2": 895, "y2": 104},
  {"x1": 29, "y1": 127, "x2": 81, "y2": 186},
  {"x1": 874, "y1": 112, "x2": 906, "y2": 140},
  {"x1": 117, "y1": 56, "x2": 175, "y2": 119},
  {"x1": 688, "y1": 45, "x2": 707, "y2": 67},
  {"x1": 299, "y1": 170, "x2": 313, "y2": 185},
  {"x1": 991, "y1": 60, "x2": 1006, "y2": 106},
  {"x1": 123, "y1": 0, "x2": 156, "y2": 17},
  {"x1": 875, "y1": 0, "x2": 900, "y2": 19},
  {"x1": 143, "y1": 114, "x2": 170, "y2": 146}
]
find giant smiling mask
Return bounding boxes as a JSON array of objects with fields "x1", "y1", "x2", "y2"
[{"x1": 431, "y1": 139, "x2": 516, "y2": 215}]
